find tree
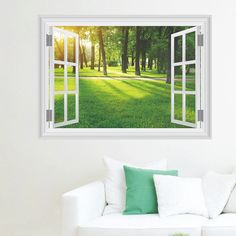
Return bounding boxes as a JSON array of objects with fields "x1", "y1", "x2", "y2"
[
  {"x1": 98, "y1": 46, "x2": 101, "y2": 72},
  {"x1": 131, "y1": 51, "x2": 135, "y2": 66},
  {"x1": 127, "y1": 27, "x2": 136, "y2": 68},
  {"x1": 79, "y1": 43, "x2": 84, "y2": 69},
  {"x1": 98, "y1": 28, "x2": 107, "y2": 76},
  {"x1": 90, "y1": 44, "x2": 95, "y2": 69},
  {"x1": 166, "y1": 27, "x2": 176, "y2": 83},
  {"x1": 82, "y1": 45, "x2": 88, "y2": 67},
  {"x1": 141, "y1": 28, "x2": 148, "y2": 71},
  {"x1": 88, "y1": 27, "x2": 98, "y2": 70},
  {"x1": 141, "y1": 39, "x2": 147, "y2": 71},
  {"x1": 135, "y1": 26, "x2": 141, "y2": 76},
  {"x1": 148, "y1": 56, "x2": 153, "y2": 70},
  {"x1": 121, "y1": 27, "x2": 129, "y2": 73}
]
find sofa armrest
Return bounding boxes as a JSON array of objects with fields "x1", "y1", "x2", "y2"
[{"x1": 62, "y1": 181, "x2": 106, "y2": 236}]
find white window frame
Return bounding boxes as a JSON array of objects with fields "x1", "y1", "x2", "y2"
[
  {"x1": 171, "y1": 26, "x2": 200, "y2": 128},
  {"x1": 49, "y1": 27, "x2": 79, "y2": 128},
  {"x1": 40, "y1": 15, "x2": 211, "y2": 138}
]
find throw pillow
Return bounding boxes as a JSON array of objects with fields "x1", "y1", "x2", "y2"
[
  {"x1": 123, "y1": 165, "x2": 177, "y2": 215},
  {"x1": 153, "y1": 175, "x2": 208, "y2": 217}
]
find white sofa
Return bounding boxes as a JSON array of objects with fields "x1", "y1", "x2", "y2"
[{"x1": 62, "y1": 181, "x2": 236, "y2": 236}]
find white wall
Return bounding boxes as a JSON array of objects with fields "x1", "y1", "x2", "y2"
[{"x1": 1, "y1": 0, "x2": 236, "y2": 235}]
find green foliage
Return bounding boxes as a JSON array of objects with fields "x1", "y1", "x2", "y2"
[
  {"x1": 108, "y1": 61, "x2": 119, "y2": 67},
  {"x1": 55, "y1": 26, "x2": 195, "y2": 76}
]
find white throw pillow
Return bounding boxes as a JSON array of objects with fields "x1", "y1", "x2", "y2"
[
  {"x1": 103, "y1": 157, "x2": 167, "y2": 215},
  {"x1": 153, "y1": 175, "x2": 208, "y2": 218},
  {"x1": 202, "y1": 171, "x2": 236, "y2": 218},
  {"x1": 224, "y1": 168, "x2": 236, "y2": 213}
]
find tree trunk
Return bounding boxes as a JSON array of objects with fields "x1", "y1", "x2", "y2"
[
  {"x1": 98, "y1": 28, "x2": 107, "y2": 76},
  {"x1": 122, "y1": 27, "x2": 129, "y2": 73},
  {"x1": 91, "y1": 44, "x2": 95, "y2": 69},
  {"x1": 141, "y1": 40, "x2": 146, "y2": 71},
  {"x1": 158, "y1": 49, "x2": 165, "y2": 74},
  {"x1": 148, "y1": 57, "x2": 150, "y2": 69},
  {"x1": 82, "y1": 45, "x2": 88, "y2": 67},
  {"x1": 135, "y1": 26, "x2": 141, "y2": 76},
  {"x1": 141, "y1": 48, "x2": 146, "y2": 71},
  {"x1": 154, "y1": 58, "x2": 157, "y2": 69},
  {"x1": 148, "y1": 57, "x2": 153, "y2": 70},
  {"x1": 79, "y1": 44, "x2": 83, "y2": 69},
  {"x1": 98, "y1": 46, "x2": 101, "y2": 72},
  {"x1": 166, "y1": 29, "x2": 174, "y2": 84},
  {"x1": 73, "y1": 40, "x2": 76, "y2": 73},
  {"x1": 131, "y1": 51, "x2": 135, "y2": 66},
  {"x1": 121, "y1": 28, "x2": 125, "y2": 72}
]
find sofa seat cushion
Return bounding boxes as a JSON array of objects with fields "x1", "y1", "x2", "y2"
[
  {"x1": 79, "y1": 213, "x2": 208, "y2": 236},
  {"x1": 202, "y1": 213, "x2": 236, "y2": 236}
]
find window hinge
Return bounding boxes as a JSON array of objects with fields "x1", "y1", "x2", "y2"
[
  {"x1": 46, "y1": 109, "x2": 52, "y2": 122},
  {"x1": 46, "y1": 34, "x2": 52, "y2": 47},
  {"x1": 198, "y1": 110, "x2": 204, "y2": 122},
  {"x1": 198, "y1": 34, "x2": 204, "y2": 47}
]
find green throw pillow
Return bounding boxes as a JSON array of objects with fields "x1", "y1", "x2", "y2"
[{"x1": 123, "y1": 166, "x2": 178, "y2": 215}]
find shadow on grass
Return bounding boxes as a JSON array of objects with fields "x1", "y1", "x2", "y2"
[
  {"x1": 58, "y1": 79, "x2": 187, "y2": 128},
  {"x1": 121, "y1": 80, "x2": 170, "y2": 97},
  {"x1": 102, "y1": 80, "x2": 132, "y2": 99}
]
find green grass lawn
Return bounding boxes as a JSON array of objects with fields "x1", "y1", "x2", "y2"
[{"x1": 53, "y1": 67, "x2": 195, "y2": 128}]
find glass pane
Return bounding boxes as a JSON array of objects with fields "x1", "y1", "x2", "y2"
[
  {"x1": 174, "y1": 36, "x2": 182, "y2": 63},
  {"x1": 174, "y1": 94, "x2": 182, "y2": 121},
  {"x1": 67, "y1": 65, "x2": 76, "y2": 77},
  {"x1": 54, "y1": 94, "x2": 64, "y2": 123},
  {"x1": 54, "y1": 32, "x2": 64, "y2": 61},
  {"x1": 186, "y1": 32, "x2": 195, "y2": 61},
  {"x1": 174, "y1": 66, "x2": 182, "y2": 91},
  {"x1": 186, "y1": 95, "x2": 196, "y2": 123},
  {"x1": 67, "y1": 94, "x2": 76, "y2": 120},
  {"x1": 54, "y1": 65, "x2": 64, "y2": 91},
  {"x1": 186, "y1": 64, "x2": 195, "y2": 91},
  {"x1": 67, "y1": 66, "x2": 76, "y2": 91},
  {"x1": 68, "y1": 35, "x2": 76, "y2": 63}
]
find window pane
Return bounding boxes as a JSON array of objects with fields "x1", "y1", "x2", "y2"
[
  {"x1": 54, "y1": 32, "x2": 64, "y2": 61},
  {"x1": 186, "y1": 32, "x2": 195, "y2": 61},
  {"x1": 54, "y1": 65, "x2": 64, "y2": 91},
  {"x1": 54, "y1": 94, "x2": 64, "y2": 123},
  {"x1": 174, "y1": 36, "x2": 182, "y2": 63},
  {"x1": 186, "y1": 95, "x2": 196, "y2": 123},
  {"x1": 186, "y1": 64, "x2": 195, "y2": 91},
  {"x1": 174, "y1": 66, "x2": 182, "y2": 91},
  {"x1": 68, "y1": 35, "x2": 76, "y2": 63},
  {"x1": 174, "y1": 94, "x2": 182, "y2": 121},
  {"x1": 67, "y1": 66, "x2": 76, "y2": 91},
  {"x1": 67, "y1": 94, "x2": 76, "y2": 120}
]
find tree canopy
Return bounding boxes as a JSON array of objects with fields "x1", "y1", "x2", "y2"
[{"x1": 55, "y1": 26, "x2": 194, "y2": 82}]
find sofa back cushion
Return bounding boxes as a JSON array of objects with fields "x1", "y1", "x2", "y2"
[
  {"x1": 203, "y1": 171, "x2": 236, "y2": 218},
  {"x1": 224, "y1": 167, "x2": 236, "y2": 213}
]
